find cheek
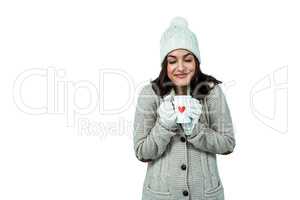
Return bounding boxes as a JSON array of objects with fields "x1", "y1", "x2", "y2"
[
  {"x1": 167, "y1": 65, "x2": 175, "y2": 77},
  {"x1": 189, "y1": 71, "x2": 195, "y2": 79},
  {"x1": 187, "y1": 66, "x2": 196, "y2": 78},
  {"x1": 187, "y1": 64, "x2": 196, "y2": 73}
]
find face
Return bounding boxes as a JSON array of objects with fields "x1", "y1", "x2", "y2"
[{"x1": 166, "y1": 49, "x2": 196, "y2": 87}]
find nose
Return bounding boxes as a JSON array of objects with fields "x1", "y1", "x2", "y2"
[{"x1": 177, "y1": 60, "x2": 185, "y2": 71}]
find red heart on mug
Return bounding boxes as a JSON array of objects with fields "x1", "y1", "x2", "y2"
[{"x1": 178, "y1": 106, "x2": 185, "y2": 113}]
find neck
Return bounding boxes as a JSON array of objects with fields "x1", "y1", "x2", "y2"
[{"x1": 174, "y1": 85, "x2": 188, "y2": 95}]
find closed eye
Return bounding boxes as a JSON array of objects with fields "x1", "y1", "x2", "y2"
[{"x1": 168, "y1": 60, "x2": 176, "y2": 64}]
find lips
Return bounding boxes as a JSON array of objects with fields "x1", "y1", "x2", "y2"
[{"x1": 175, "y1": 73, "x2": 187, "y2": 78}]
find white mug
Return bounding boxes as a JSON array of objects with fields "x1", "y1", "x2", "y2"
[{"x1": 173, "y1": 95, "x2": 192, "y2": 124}]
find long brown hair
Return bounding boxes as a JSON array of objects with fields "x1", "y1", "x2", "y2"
[{"x1": 150, "y1": 53, "x2": 222, "y2": 101}]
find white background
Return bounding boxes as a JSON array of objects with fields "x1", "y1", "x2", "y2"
[{"x1": 0, "y1": 0, "x2": 299, "y2": 199}]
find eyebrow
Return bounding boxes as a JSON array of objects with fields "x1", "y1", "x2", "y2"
[{"x1": 167, "y1": 52, "x2": 193, "y2": 59}]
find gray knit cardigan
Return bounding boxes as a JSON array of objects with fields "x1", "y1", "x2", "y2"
[{"x1": 133, "y1": 82, "x2": 236, "y2": 200}]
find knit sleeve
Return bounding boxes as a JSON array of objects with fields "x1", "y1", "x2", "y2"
[
  {"x1": 186, "y1": 84, "x2": 236, "y2": 155},
  {"x1": 133, "y1": 84, "x2": 177, "y2": 162}
]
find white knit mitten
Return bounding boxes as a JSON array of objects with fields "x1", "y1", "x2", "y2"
[{"x1": 157, "y1": 94, "x2": 179, "y2": 131}]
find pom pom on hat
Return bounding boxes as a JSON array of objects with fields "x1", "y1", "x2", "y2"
[{"x1": 170, "y1": 16, "x2": 188, "y2": 28}]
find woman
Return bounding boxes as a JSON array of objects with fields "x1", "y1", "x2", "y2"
[{"x1": 133, "y1": 16, "x2": 235, "y2": 200}]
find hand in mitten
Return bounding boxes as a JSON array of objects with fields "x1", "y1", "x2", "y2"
[
  {"x1": 182, "y1": 98, "x2": 202, "y2": 135},
  {"x1": 157, "y1": 94, "x2": 179, "y2": 131}
]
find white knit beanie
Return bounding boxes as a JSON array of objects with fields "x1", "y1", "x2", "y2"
[{"x1": 160, "y1": 16, "x2": 201, "y2": 65}]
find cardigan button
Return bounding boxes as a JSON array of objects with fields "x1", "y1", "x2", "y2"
[
  {"x1": 182, "y1": 190, "x2": 189, "y2": 196},
  {"x1": 181, "y1": 164, "x2": 187, "y2": 170},
  {"x1": 180, "y1": 136, "x2": 186, "y2": 142}
]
